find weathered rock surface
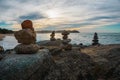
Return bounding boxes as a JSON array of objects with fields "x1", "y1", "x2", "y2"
[
  {"x1": 0, "y1": 49, "x2": 54, "y2": 80},
  {"x1": 37, "y1": 40, "x2": 62, "y2": 46},
  {"x1": 14, "y1": 29, "x2": 36, "y2": 44},
  {"x1": 45, "y1": 50, "x2": 95, "y2": 80},
  {"x1": 0, "y1": 46, "x2": 4, "y2": 53},
  {"x1": 0, "y1": 44, "x2": 120, "y2": 80},
  {"x1": 0, "y1": 54, "x2": 3, "y2": 60},
  {"x1": 14, "y1": 44, "x2": 39, "y2": 54},
  {"x1": 81, "y1": 44, "x2": 120, "y2": 80}
]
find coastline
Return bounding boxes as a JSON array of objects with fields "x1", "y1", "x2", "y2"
[{"x1": 0, "y1": 34, "x2": 14, "y2": 41}]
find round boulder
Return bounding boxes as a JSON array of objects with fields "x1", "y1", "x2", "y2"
[{"x1": 14, "y1": 44, "x2": 39, "y2": 54}]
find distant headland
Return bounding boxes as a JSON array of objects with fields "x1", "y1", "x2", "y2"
[
  {"x1": 36, "y1": 30, "x2": 80, "y2": 33},
  {"x1": 0, "y1": 28, "x2": 13, "y2": 34}
]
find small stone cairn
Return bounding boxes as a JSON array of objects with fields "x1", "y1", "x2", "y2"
[
  {"x1": 14, "y1": 20, "x2": 39, "y2": 54},
  {"x1": 92, "y1": 32, "x2": 99, "y2": 45},
  {"x1": 61, "y1": 30, "x2": 72, "y2": 50},
  {"x1": 50, "y1": 31, "x2": 56, "y2": 41}
]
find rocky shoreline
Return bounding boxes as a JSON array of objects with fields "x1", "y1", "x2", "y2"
[
  {"x1": 0, "y1": 20, "x2": 119, "y2": 80},
  {"x1": 0, "y1": 42, "x2": 120, "y2": 80}
]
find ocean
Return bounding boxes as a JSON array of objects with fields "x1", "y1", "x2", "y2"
[{"x1": 0, "y1": 33, "x2": 120, "y2": 50}]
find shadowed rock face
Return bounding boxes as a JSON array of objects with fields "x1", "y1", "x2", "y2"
[
  {"x1": 0, "y1": 46, "x2": 4, "y2": 53},
  {"x1": 0, "y1": 49, "x2": 54, "y2": 80},
  {"x1": 0, "y1": 45, "x2": 120, "y2": 80}
]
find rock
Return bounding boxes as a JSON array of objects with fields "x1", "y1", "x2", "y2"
[
  {"x1": 61, "y1": 31, "x2": 72, "y2": 50},
  {"x1": 14, "y1": 29, "x2": 36, "y2": 44},
  {"x1": 81, "y1": 45, "x2": 120, "y2": 80},
  {"x1": 49, "y1": 48, "x2": 62, "y2": 56},
  {"x1": 62, "y1": 39, "x2": 71, "y2": 44},
  {"x1": 92, "y1": 32, "x2": 99, "y2": 45},
  {"x1": 0, "y1": 46, "x2": 4, "y2": 53},
  {"x1": 37, "y1": 40, "x2": 62, "y2": 46},
  {"x1": 0, "y1": 54, "x2": 3, "y2": 60},
  {"x1": 50, "y1": 31, "x2": 56, "y2": 41},
  {"x1": 61, "y1": 44, "x2": 72, "y2": 51},
  {"x1": 62, "y1": 30, "x2": 69, "y2": 36},
  {"x1": 21, "y1": 20, "x2": 34, "y2": 31},
  {"x1": 45, "y1": 50, "x2": 95, "y2": 80},
  {"x1": 0, "y1": 49, "x2": 54, "y2": 80},
  {"x1": 14, "y1": 44, "x2": 39, "y2": 54}
]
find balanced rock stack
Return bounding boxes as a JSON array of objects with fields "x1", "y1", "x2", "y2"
[
  {"x1": 14, "y1": 20, "x2": 39, "y2": 54},
  {"x1": 61, "y1": 30, "x2": 72, "y2": 50},
  {"x1": 50, "y1": 31, "x2": 56, "y2": 41},
  {"x1": 92, "y1": 32, "x2": 99, "y2": 45}
]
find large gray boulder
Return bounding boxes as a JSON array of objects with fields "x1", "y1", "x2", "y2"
[
  {"x1": 14, "y1": 44, "x2": 40, "y2": 54},
  {"x1": 0, "y1": 49, "x2": 54, "y2": 80}
]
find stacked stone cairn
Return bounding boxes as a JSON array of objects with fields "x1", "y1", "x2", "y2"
[
  {"x1": 14, "y1": 20, "x2": 39, "y2": 54},
  {"x1": 92, "y1": 32, "x2": 99, "y2": 45},
  {"x1": 61, "y1": 30, "x2": 72, "y2": 50},
  {"x1": 50, "y1": 31, "x2": 56, "y2": 41}
]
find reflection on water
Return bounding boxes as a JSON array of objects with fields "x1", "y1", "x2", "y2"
[{"x1": 0, "y1": 33, "x2": 120, "y2": 50}]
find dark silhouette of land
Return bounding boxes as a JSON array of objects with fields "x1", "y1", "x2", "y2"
[
  {"x1": 36, "y1": 30, "x2": 79, "y2": 33},
  {"x1": 0, "y1": 28, "x2": 13, "y2": 34}
]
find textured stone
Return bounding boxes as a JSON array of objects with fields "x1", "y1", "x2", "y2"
[
  {"x1": 21, "y1": 20, "x2": 34, "y2": 31},
  {"x1": 14, "y1": 44, "x2": 39, "y2": 54},
  {"x1": 14, "y1": 29, "x2": 36, "y2": 44},
  {"x1": 0, "y1": 54, "x2": 3, "y2": 60},
  {"x1": 0, "y1": 49, "x2": 54, "y2": 80},
  {"x1": 0, "y1": 46, "x2": 4, "y2": 53}
]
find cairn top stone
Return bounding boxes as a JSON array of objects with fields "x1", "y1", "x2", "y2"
[
  {"x1": 62, "y1": 30, "x2": 69, "y2": 35},
  {"x1": 21, "y1": 20, "x2": 34, "y2": 31}
]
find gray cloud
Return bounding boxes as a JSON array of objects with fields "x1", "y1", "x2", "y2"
[
  {"x1": 18, "y1": 12, "x2": 45, "y2": 22},
  {"x1": 0, "y1": 0, "x2": 120, "y2": 32}
]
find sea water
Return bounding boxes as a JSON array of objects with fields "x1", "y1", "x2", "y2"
[{"x1": 0, "y1": 33, "x2": 120, "y2": 50}]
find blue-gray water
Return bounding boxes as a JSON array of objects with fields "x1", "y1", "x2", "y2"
[{"x1": 0, "y1": 33, "x2": 120, "y2": 50}]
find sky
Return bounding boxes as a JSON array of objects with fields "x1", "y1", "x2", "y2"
[{"x1": 0, "y1": 0, "x2": 120, "y2": 32}]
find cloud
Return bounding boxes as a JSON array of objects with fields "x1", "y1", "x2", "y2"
[
  {"x1": 0, "y1": 0, "x2": 120, "y2": 32},
  {"x1": 18, "y1": 12, "x2": 45, "y2": 22}
]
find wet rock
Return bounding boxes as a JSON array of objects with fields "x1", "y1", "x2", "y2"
[
  {"x1": 0, "y1": 49, "x2": 54, "y2": 80},
  {"x1": 14, "y1": 44, "x2": 39, "y2": 54}
]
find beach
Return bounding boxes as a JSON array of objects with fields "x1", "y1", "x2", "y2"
[{"x1": 0, "y1": 34, "x2": 5, "y2": 40}]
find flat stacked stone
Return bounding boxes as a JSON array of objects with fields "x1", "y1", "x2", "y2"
[
  {"x1": 50, "y1": 31, "x2": 56, "y2": 41},
  {"x1": 14, "y1": 20, "x2": 39, "y2": 54},
  {"x1": 61, "y1": 30, "x2": 72, "y2": 50}
]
